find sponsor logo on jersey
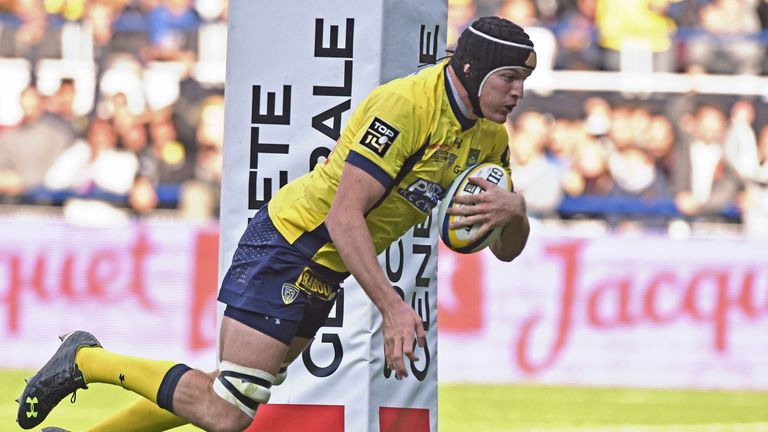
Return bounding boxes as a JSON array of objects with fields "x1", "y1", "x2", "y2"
[
  {"x1": 398, "y1": 178, "x2": 445, "y2": 213},
  {"x1": 281, "y1": 283, "x2": 300, "y2": 304},
  {"x1": 430, "y1": 149, "x2": 458, "y2": 167},
  {"x1": 295, "y1": 267, "x2": 336, "y2": 301},
  {"x1": 360, "y1": 117, "x2": 399, "y2": 157},
  {"x1": 429, "y1": 142, "x2": 451, "y2": 150}
]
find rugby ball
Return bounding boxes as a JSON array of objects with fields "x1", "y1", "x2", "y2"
[{"x1": 437, "y1": 163, "x2": 512, "y2": 254}]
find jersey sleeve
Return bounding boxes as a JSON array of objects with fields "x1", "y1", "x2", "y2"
[{"x1": 343, "y1": 89, "x2": 425, "y2": 189}]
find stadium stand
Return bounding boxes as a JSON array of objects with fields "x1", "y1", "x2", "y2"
[{"x1": 0, "y1": 0, "x2": 767, "y2": 238}]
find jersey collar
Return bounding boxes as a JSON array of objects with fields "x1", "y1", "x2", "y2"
[{"x1": 444, "y1": 65, "x2": 476, "y2": 132}]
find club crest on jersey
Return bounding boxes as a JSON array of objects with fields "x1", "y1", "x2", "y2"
[
  {"x1": 281, "y1": 283, "x2": 300, "y2": 305},
  {"x1": 360, "y1": 117, "x2": 399, "y2": 157},
  {"x1": 466, "y1": 149, "x2": 480, "y2": 167}
]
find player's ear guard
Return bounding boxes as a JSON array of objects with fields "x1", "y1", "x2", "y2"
[{"x1": 212, "y1": 361, "x2": 275, "y2": 418}]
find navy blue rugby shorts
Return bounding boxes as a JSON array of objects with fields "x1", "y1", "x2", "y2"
[{"x1": 218, "y1": 207, "x2": 345, "y2": 345}]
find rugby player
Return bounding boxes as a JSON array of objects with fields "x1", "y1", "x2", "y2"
[{"x1": 18, "y1": 16, "x2": 534, "y2": 432}]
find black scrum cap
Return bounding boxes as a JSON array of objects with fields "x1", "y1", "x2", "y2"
[{"x1": 451, "y1": 16, "x2": 536, "y2": 117}]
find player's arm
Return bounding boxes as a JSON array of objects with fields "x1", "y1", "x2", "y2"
[
  {"x1": 449, "y1": 177, "x2": 530, "y2": 261},
  {"x1": 325, "y1": 163, "x2": 426, "y2": 380},
  {"x1": 489, "y1": 190, "x2": 530, "y2": 262}
]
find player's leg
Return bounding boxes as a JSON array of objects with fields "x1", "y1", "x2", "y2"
[
  {"x1": 168, "y1": 314, "x2": 290, "y2": 431},
  {"x1": 15, "y1": 317, "x2": 287, "y2": 432},
  {"x1": 85, "y1": 335, "x2": 311, "y2": 432},
  {"x1": 15, "y1": 331, "x2": 185, "y2": 430},
  {"x1": 272, "y1": 292, "x2": 339, "y2": 385},
  {"x1": 84, "y1": 391, "x2": 198, "y2": 432},
  {"x1": 273, "y1": 336, "x2": 312, "y2": 385}
]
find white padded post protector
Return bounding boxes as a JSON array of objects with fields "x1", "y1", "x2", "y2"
[{"x1": 219, "y1": 1, "x2": 447, "y2": 430}]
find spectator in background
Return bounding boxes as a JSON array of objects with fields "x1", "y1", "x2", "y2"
[
  {"x1": 758, "y1": 0, "x2": 768, "y2": 73},
  {"x1": 143, "y1": 0, "x2": 200, "y2": 64},
  {"x1": 497, "y1": 0, "x2": 558, "y2": 74},
  {"x1": 673, "y1": 103, "x2": 741, "y2": 220},
  {"x1": 447, "y1": 0, "x2": 475, "y2": 49},
  {"x1": 563, "y1": 131, "x2": 614, "y2": 196},
  {"x1": 123, "y1": 114, "x2": 195, "y2": 216},
  {"x1": 118, "y1": 117, "x2": 154, "y2": 176},
  {"x1": 684, "y1": 0, "x2": 763, "y2": 75},
  {"x1": 545, "y1": 116, "x2": 577, "y2": 171},
  {"x1": 608, "y1": 145, "x2": 669, "y2": 199},
  {"x1": 86, "y1": 0, "x2": 130, "y2": 69},
  {"x1": 195, "y1": 0, "x2": 228, "y2": 23},
  {"x1": 44, "y1": 77, "x2": 89, "y2": 137},
  {"x1": 507, "y1": 118, "x2": 563, "y2": 217},
  {"x1": 583, "y1": 96, "x2": 612, "y2": 136},
  {"x1": 646, "y1": 113, "x2": 676, "y2": 185},
  {"x1": 117, "y1": 118, "x2": 160, "y2": 214},
  {"x1": 724, "y1": 98, "x2": 759, "y2": 181},
  {"x1": 0, "y1": 84, "x2": 73, "y2": 202},
  {"x1": 44, "y1": 116, "x2": 138, "y2": 197},
  {"x1": 107, "y1": 91, "x2": 146, "y2": 136},
  {"x1": 497, "y1": 0, "x2": 539, "y2": 26},
  {"x1": 98, "y1": 54, "x2": 149, "y2": 122},
  {"x1": 554, "y1": 0, "x2": 602, "y2": 70},
  {"x1": 43, "y1": 0, "x2": 86, "y2": 22},
  {"x1": 740, "y1": 124, "x2": 768, "y2": 238},
  {"x1": 594, "y1": 0, "x2": 677, "y2": 72},
  {"x1": 179, "y1": 93, "x2": 224, "y2": 219},
  {"x1": 605, "y1": 105, "x2": 671, "y2": 200},
  {"x1": 0, "y1": 0, "x2": 62, "y2": 67},
  {"x1": 602, "y1": 104, "x2": 636, "y2": 154},
  {"x1": 148, "y1": 116, "x2": 194, "y2": 185},
  {"x1": 759, "y1": 0, "x2": 768, "y2": 29}
]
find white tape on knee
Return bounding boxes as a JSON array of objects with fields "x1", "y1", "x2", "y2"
[
  {"x1": 273, "y1": 362, "x2": 289, "y2": 386},
  {"x1": 212, "y1": 361, "x2": 275, "y2": 418}
]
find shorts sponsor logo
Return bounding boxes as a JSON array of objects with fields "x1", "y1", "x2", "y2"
[
  {"x1": 398, "y1": 178, "x2": 445, "y2": 213},
  {"x1": 295, "y1": 267, "x2": 336, "y2": 301},
  {"x1": 360, "y1": 117, "x2": 399, "y2": 157},
  {"x1": 281, "y1": 283, "x2": 300, "y2": 304}
]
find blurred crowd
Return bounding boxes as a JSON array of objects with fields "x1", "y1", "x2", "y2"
[
  {"x1": 0, "y1": 0, "x2": 767, "y2": 238},
  {"x1": 451, "y1": 0, "x2": 768, "y2": 74},
  {"x1": 0, "y1": 0, "x2": 226, "y2": 220},
  {"x1": 506, "y1": 94, "x2": 768, "y2": 237},
  {"x1": 458, "y1": 0, "x2": 768, "y2": 237}
]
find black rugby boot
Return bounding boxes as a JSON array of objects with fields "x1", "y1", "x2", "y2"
[{"x1": 16, "y1": 331, "x2": 101, "y2": 429}]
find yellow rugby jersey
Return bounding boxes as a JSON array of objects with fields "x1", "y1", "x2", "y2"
[{"x1": 267, "y1": 60, "x2": 512, "y2": 274}]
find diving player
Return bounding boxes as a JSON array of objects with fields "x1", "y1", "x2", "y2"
[{"x1": 18, "y1": 16, "x2": 534, "y2": 432}]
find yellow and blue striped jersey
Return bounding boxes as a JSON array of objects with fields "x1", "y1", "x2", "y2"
[{"x1": 267, "y1": 60, "x2": 512, "y2": 274}]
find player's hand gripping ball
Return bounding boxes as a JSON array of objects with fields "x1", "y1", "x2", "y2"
[{"x1": 437, "y1": 163, "x2": 512, "y2": 253}]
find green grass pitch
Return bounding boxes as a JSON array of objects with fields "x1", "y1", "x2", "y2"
[{"x1": 3, "y1": 370, "x2": 767, "y2": 431}]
